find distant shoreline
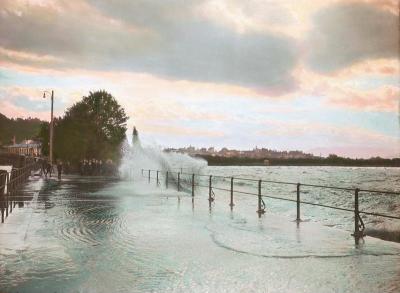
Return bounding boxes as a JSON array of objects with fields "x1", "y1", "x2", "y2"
[{"x1": 195, "y1": 155, "x2": 400, "y2": 167}]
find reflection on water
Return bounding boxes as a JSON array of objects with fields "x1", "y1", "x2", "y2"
[{"x1": 0, "y1": 167, "x2": 400, "y2": 293}]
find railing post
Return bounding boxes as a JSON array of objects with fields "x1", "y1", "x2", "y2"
[
  {"x1": 11, "y1": 172, "x2": 14, "y2": 211},
  {"x1": 353, "y1": 188, "x2": 361, "y2": 239},
  {"x1": 1, "y1": 173, "x2": 7, "y2": 223},
  {"x1": 177, "y1": 172, "x2": 181, "y2": 191},
  {"x1": 296, "y1": 183, "x2": 301, "y2": 222},
  {"x1": 208, "y1": 175, "x2": 212, "y2": 201},
  {"x1": 148, "y1": 170, "x2": 151, "y2": 184},
  {"x1": 257, "y1": 180, "x2": 265, "y2": 215},
  {"x1": 5, "y1": 173, "x2": 9, "y2": 218},
  {"x1": 156, "y1": 170, "x2": 159, "y2": 186},
  {"x1": 229, "y1": 177, "x2": 234, "y2": 207},
  {"x1": 191, "y1": 174, "x2": 195, "y2": 197},
  {"x1": 166, "y1": 171, "x2": 169, "y2": 189},
  {"x1": 1, "y1": 194, "x2": 3, "y2": 223}
]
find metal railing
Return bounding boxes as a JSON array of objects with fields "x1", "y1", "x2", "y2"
[
  {"x1": 0, "y1": 161, "x2": 41, "y2": 223},
  {"x1": 140, "y1": 169, "x2": 400, "y2": 240}
]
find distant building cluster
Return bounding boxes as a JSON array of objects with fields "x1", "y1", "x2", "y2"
[
  {"x1": 3, "y1": 139, "x2": 42, "y2": 157},
  {"x1": 164, "y1": 146, "x2": 315, "y2": 159}
]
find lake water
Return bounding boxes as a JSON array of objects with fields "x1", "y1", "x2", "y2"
[
  {"x1": 0, "y1": 166, "x2": 399, "y2": 293},
  {"x1": 202, "y1": 166, "x2": 400, "y2": 232}
]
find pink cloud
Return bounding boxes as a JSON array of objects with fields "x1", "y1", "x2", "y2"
[
  {"x1": 258, "y1": 119, "x2": 399, "y2": 158},
  {"x1": 140, "y1": 124, "x2": 224, "y2": 138},
  {"x1": 309, "y1": 145, "x2": 398, "y2": 159},
  {"x1": 0, "y1": 100, "x2": 49, "y2": 120},
  {"x1": 362, "y1": 0, "x2": 399, "y2": 14},
  {"x1": 292, "y1": 59, "x2": 399, "y2": 112},
  {"x1": 327, "y1": 86, "x2": 399, "y2": 112}
]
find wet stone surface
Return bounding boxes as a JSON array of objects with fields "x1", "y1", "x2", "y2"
[{"x1": 0, "y1": 173, "x2": 399, "y2": 293}]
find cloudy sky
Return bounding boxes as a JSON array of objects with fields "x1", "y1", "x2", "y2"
[{"x1": 0, "y1": 0, "x2": 399, "y2": 158}]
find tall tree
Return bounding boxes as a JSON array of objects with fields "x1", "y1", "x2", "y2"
[
  {"x1": 37, "y1": 122, "x2": 49, "y2": 156},
  {"x1": 53, "y1": 90, "x2": 128, "y2": 163}
]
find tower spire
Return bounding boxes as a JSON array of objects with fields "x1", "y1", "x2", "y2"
[{"x1": 132, "y1": 126, "x2": 139, "y2": 145}]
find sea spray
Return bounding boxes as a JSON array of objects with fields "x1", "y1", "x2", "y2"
[{"x1": 119, "y1": 128, "x2": 207, "y2": 185}]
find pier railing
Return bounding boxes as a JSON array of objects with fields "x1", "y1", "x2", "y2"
[
  {"x1": 0, "y1": 161, "x2": 41, "y2": 223},
  {"x1": 140, "y1": 169, "x2": 400, "y2": 240}
]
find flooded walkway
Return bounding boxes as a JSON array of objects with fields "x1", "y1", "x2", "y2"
[{"x1": 1, "y1": 176, "x2": 400, "y2": 293}]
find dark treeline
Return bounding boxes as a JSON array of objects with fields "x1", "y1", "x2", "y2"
[
  {"x1": 0, "y1": 113, "x2": 44, "y2": 145},
  {"x1": 39, "y1": 90, "x2": 128, "y2": 171},
  {"x1": 197, "y1": 154, "x2": 400, "y2": 167}
]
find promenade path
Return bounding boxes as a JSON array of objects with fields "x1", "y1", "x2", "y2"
[{"x1": 0, "y1": 175, "x2": 399, "y2": 293}]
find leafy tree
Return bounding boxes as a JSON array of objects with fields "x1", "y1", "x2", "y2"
[
  {"x1": 53, "y1": 90, "x2": 128, "y2": 163},
  {"x1": 37, "y1": 122, "x2": 49, "y2": 156}
]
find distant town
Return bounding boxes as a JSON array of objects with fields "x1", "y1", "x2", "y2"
[
  {"x1": 165, "y1": 146, "x2": 316, "y2": 159},
  {"x1": 0, "y1": 112, "x2": 399, "y2": 168},
  {"x1": 164, "y1": 146, "x2": 399, "y2": 167}
]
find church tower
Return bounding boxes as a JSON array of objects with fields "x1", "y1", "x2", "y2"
[{"x1": 132, "y1": 127, "x2": 140, "y2": 145}]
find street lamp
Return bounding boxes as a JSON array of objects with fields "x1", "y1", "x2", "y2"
[{"x1": 43, "y1": 90, "x2": 54, "y2": 165}]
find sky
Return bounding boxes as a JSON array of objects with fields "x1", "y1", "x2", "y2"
[{"x1": 0, "y1": 0, "x2": 399, "y2": 158}]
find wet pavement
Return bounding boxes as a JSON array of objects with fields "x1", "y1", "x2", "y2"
[{"x1": 0, "y1": 175, "x2": 400, "y2": 293}]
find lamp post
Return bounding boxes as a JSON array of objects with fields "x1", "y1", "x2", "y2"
[{"x1": 43, "y1": 90, "x2": 54, "y2": 165}]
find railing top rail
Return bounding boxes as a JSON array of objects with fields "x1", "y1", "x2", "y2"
[
  {"x1": 193, "y1": 183, "x2": 400, "y2": 220},
  {"x1": 299, "y1": 183, "x2": 355, "y2": 191},
  {"x1": 140, "y1": 168, "x2": 400, "y2": 223},
  {"x1": 357, "y1": 188, "x2": 400, "y2": 195},
  {"x1": 141, "y1": 168, "x2": 400, "y2": 195}
]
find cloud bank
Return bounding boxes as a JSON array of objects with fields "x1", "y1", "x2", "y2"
[{"x1": 0, "y1": 0, "x2": 398, "y2": 158}]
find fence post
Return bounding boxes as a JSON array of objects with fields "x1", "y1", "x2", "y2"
[
  {"x1": 5, "y1": 173, "x2": 9, "y2": 218},
  {"x1": 1, "y1": 175, "x2": 3, "y2": 222},
  {"x1": 191, "y1": 174, "x2": 195, "y2": 197},
  {"x1": 148, "y1": 170, "x2": 151, "y2": 184},
  {"x1": 1, "y1": 173, "x2": 7, "y2": 223},
  {"x1": 166, "y1": 171, "x2": 169, "y2": 189},
  {"x1": 156, "y1": 171, "x2": 159, "y2": 186},
  {"x1": 296, "y1": 183, "x2": 301, "y2": 222},
  {"x1": 353, "y1": 188, "x2": 361, "y2": 239},
  {"x1": 207, "y1": 175, "x2": 212, "y2": 202},
  {"x1": 230, "y1": 177, "x2": 234, "y2": 207},
  {"x1": 4, "y1": 173, "x2": 7, "y2": 220},
  {"x1": 257, "y1": 180, "x2": 265, "y2": 215},
  {"x1": 11, "y1": 171, "x2": 15, "y2": 213},
  {"x1": 177, "y1": 172, "x2": 181, "y2": 191},
  {"x1": 1, "y1": 195, "x2": 3, "y2": 223}
]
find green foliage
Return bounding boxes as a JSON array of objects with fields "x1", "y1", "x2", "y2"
[
  {"x1": 53, "y1": 90, "x2": 128, "y2": 163},
  {"x1": 38, "y1": 122, "x2": 50, "y2": 156},
  {"x1": 0, "y1": 113, "x2": 44, "y2": 146}
]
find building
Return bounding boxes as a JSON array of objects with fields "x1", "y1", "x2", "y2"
[{"x1": 5, "y1": 140, "x2": 42, "y2": 157}]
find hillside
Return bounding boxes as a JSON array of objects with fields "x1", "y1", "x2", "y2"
[{"x1": 0, "y1": 113, "x2": 45, "y2": 146}]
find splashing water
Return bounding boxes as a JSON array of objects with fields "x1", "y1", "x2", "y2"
[{"x1": 118, "y1": 129, "x2": 207, "y2": 181}]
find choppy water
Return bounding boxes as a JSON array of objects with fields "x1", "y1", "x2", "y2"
[
  {"x1": 201, "y1": 166, "x2": 400, "y2": 232},
  {"x1": 0, "y1": 166, "x2": 399, "y2": 293}
]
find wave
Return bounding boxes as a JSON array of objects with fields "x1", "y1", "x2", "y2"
[{"x1": 365, "y1": 228, "x2": 400, "y2": 243}]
